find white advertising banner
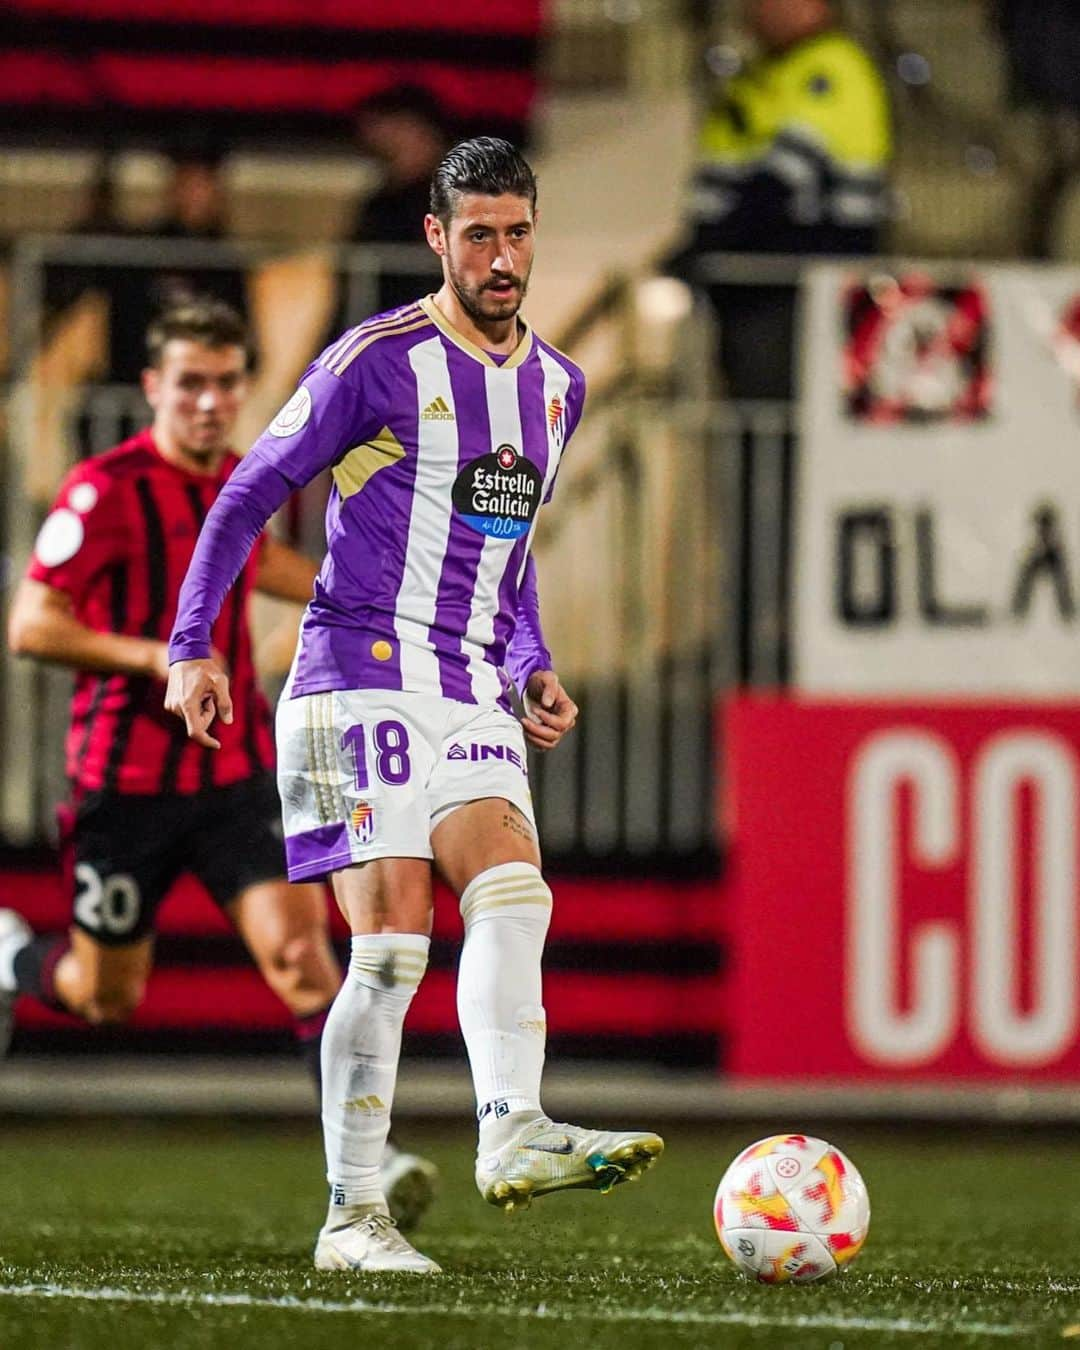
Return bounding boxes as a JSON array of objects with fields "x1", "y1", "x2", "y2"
[{"x1": 795, "y1": 263, "x2": 1080, "y2": 695}]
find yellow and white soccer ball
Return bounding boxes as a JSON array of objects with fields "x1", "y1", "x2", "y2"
[{"x1": 713, "y1": 1134, "x2": 870, "y2": 1284}]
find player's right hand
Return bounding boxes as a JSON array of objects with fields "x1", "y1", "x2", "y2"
[
  {"x1": 164, "y1": 657, "x2": 234, "y2": 750},
  {"x1": 150, "y1": 642, "x2": 226, "y2": 684}
]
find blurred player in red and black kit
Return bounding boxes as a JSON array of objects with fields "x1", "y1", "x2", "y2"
[{"x1": 0, "y1": 298, "x2": 435, "y2": 1228}]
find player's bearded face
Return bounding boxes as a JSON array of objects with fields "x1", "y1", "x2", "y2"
[
  {"x1": 443, "y1": 193, "x2": 535, "y2": 325},
  {"x1": 145, "y1": 340, "x2": 248, "y2": 464}
]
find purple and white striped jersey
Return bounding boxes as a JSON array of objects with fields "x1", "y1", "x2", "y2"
[{"x1": 168, "y1": 296, "x2": 586, "y2": 707}]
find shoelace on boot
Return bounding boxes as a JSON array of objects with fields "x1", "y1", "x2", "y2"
[{"x1": 356, "y1": 1212, "x2": 413, "y2": 1252}]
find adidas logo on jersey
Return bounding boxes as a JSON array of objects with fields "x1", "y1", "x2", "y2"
[{"x1": 422, "y1": 396, "x2": 454, "y2": 421}]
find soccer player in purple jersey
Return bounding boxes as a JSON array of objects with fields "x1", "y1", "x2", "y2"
[{"x1": 166, "y1": 138, "x2": 663, "y2": 1274}]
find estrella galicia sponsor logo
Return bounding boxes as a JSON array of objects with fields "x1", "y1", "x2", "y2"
[
  {"x1": 452, "y1": 444, "x2": 542, "y2": 540},
  {"x1": 445, "y1": 742, "x2": 527, "y2": 775}
]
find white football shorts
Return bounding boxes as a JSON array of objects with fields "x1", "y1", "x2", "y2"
[{"x1": 276, "y1": 689, "x2": 536, "y2": 881}]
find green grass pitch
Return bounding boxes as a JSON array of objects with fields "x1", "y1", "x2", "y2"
[{"x1": 0, "y1": 1116, "x2": 1076, "y2": 1348}]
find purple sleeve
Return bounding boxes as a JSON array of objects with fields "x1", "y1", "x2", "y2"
[
  {"x1": 543, "y1": 364, "x2": 586, "y2": 505},
  {"x1": 505, "y1": 552, "x2": 553, "y2": 692},
  {"x1": 168, "y1": 363, "x2": 375, "y2": 662},
  {"x1": 565, "y1": 366, "x2": 587, "y2": 440}
]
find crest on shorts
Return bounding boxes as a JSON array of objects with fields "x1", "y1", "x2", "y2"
[{"x1": 351, "y1": 800, "x2": 376, "y2": 843}]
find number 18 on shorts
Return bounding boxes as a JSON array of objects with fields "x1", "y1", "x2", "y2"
[{"x1": 276, "y1": 690, "x2": 536, "y2": 882}]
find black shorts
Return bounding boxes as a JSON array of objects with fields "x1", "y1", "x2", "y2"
[{"x1": 65, "y1": 774, "x2": 288, "y2": 946}]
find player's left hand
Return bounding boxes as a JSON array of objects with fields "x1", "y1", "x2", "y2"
[{"x1": 522, "y1": 669, "x2": 578, "y2": 751}]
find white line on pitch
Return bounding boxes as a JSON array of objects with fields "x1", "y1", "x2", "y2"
[{"x1": 0, "y1": 1282, "x2": 1035, "y2": 1338}]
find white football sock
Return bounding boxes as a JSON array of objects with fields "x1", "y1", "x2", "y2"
[
  {"x1": 321, "y1": 932, "x2": 428, "y2": 1218},
  {"x1": 0, "y1": 912, "x2": 32, "y2": 993},
  {"x1": 456, "y1": 862, "x2": 552, "y2": 1150}
]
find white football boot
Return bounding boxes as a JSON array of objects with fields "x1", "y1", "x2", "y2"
[
  {"x1": 476, "y1": 1117, "x2": 664, "y2": 1212},
  {"x1": 379, "y1": 1145, "x2": 439, "y2": 1234},
  {"x1": 0, "y1": 910, "x2": 32, "y2": 1058},
  {"x1": 314, "y1": 1209, "x2": 441, "y2": 1274}
]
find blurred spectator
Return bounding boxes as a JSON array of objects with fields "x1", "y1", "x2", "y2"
[
  {"x1": 70, "y1": 155, "x2": 128, "y2": 235},
  {"x1": 109, "y1": 138, "x2": 249, "y2": 385},
  {"x1": 995, "y1": 0, "x2": 1080, "y2": 114},
  {"x1": 675, "y1": 0, "x2": 892, "y2": 398},
  {"x1": 345, "y1": 84, "x2": 450, "y2": 317},
  {"x1": 155, "y1": 140, "x2": 230, "y2": 235},
  {"x1": 351, "y1": 85, "x2": 451, "y2": 243},
  {"x1": 993, "y1": 0, "x2": 1080, "y2": 257},
  {"x1": 46, "y1": 138, "x2": 249, "y2": 388}
]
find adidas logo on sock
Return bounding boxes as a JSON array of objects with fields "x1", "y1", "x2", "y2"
[
  {"x1": 422, "y1": 396, "x2": 454, "y2": 421},
  {"x1": 343, "y1": 1094, "x2": 388, "y2": 1115}
]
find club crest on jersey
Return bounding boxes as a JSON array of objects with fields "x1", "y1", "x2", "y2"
[
  {"x1": 547, "y1": 394, "x2": 566, "y2": 448},
  {"x1": 452, "y1": 444, "x2": 542, "y2": 540},
  {"x1": 351, "y1": 800, "x2": 376, "y2": 843}
]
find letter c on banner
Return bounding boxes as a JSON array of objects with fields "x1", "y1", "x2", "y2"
[{"x1": 847, "y1": 731, "x2": 960, "y2": 1065}]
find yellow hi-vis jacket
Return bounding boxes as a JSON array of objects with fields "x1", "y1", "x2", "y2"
[{"x1": 688, "y1": 27, "x2": 892, "y2": 255}]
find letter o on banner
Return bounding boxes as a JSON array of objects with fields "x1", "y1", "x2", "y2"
[{"x1": 971, "y1": 733, "x2": 1078, "y2": 1066}]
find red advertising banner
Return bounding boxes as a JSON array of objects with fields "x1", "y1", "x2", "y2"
[
  {"x1": 726, "y1": 696, "x2": 1080, "y2": 1080},
  {"x1": 1, "y1": 1, "x2": 543, "y2": 143},
  {"x1": 6, "y1": 871, "x2": 724, "y2": 1054}
]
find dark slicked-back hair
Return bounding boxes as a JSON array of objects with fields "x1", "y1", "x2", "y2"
[
  {"x1": 429, "y1": 136, "x2": 537, "y2": 224},
  {"x1": 145, "y1": 296, "x2": 249, "y2": 368}
]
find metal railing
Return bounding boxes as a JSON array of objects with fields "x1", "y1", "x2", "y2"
[{"x1": 528, "y1": 394, "x2": 794, "y2": 863}]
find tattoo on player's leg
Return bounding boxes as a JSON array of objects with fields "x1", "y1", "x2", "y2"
[{"x1": 501, "y1": 806, "x2": 536, "y2": 844}]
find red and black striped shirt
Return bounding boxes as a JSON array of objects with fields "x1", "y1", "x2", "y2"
[{"x1": 27, "y1": 429, "x2": 274, "y2": 796}]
